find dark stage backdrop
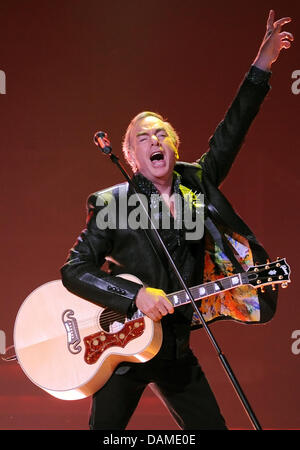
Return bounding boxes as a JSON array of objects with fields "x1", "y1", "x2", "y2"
[{"x1": 0, "y1": 0, "x2": 299, "y2": 430}]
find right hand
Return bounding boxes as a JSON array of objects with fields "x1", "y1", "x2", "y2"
[
  {"x1": 253, "y1": 10, "x2": 294, "y2": 71},
  {"x1": 135, "y1": 287, "x2": 174, "y2": 322}
]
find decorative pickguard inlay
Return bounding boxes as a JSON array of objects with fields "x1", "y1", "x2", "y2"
[{"x1": 84, "y1": 318, "x2": 145, "y2": 364}]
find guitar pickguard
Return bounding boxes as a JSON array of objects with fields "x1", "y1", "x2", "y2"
[{"x1": 83, "y1": 318, "x2": 145, "y2": 364}]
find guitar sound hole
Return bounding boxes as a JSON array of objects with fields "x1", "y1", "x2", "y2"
[{"x1": 99, "y1": 308, "x2": 126, "y2": 333}]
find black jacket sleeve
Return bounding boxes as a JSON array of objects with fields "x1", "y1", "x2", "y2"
[
  {"x1": 198, "y1": 65, "x2": 271, "y2": 187},
  {"x1": 60, "y1": 192, "x2": 143, "y2": 315}
]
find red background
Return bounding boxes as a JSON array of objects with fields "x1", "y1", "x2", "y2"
[{"x1": 0, "y1": 0, "x2": 299, "y2": 430}]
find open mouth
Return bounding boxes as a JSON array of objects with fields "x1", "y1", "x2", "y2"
[{"x1": 150, "y1": 151, "x2": 164, "y2": 162}]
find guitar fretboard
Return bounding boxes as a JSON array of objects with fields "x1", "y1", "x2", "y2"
[{"x1": 131, "y1": 272, "x2": 247, "y2": 320}]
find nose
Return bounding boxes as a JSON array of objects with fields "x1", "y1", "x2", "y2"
[{"x1": 151, "y1": 135, "x2": 159, "y2": 146}]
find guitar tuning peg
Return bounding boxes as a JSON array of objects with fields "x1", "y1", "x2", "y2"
[
  {"x1": 254, "y1": 262, "x2": 259, "y2": 272},
  {"x1": 281, "y1": 282, "x2": 289, "y2": 289},
  {"x1": 272, "y1": 284, "x2": 276, "y2": 291},
  {"x1": 260, "y1": 287, "x2": 265, "y2": 293}
]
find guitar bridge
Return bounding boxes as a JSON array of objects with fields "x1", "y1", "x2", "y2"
[{"x1": 62, "y1": 309, "x2": 82, "y2": 354}]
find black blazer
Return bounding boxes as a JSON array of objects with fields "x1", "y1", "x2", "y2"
[{"x1": 61, "y1": 65, "x2": 277, "y2": 330}]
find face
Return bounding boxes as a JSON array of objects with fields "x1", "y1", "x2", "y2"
[{"x1": 129, "y1": 116, "x2": 179, "y2": 185}]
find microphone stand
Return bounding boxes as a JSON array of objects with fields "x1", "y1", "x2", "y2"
[{"x1": 94, "y1": 132, "x2": 262, "y2": 430}]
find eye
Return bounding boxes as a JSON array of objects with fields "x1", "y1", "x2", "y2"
[
  {"x1": 138, "y1": 136, "x2": 148, "y2": 142},
  {"x1": 157, "y1": 132, "x2": 167, "y2": 140}
]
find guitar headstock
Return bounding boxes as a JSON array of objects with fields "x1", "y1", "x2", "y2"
[{"x1": 246, "y1": 258, "x2": 291, "y2": 291}]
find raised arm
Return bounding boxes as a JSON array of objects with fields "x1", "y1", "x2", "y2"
[{"x1": 198, "y1": 10, "x2": 294, "y2": 187}]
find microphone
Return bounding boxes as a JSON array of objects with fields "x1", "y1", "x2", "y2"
[{"x1": 93, "y1": 131, "x2": 112, "y2": 154}]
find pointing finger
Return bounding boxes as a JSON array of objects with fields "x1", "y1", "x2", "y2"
[{"x1": 266, "y1": 9, "x2": 275, "y2": 30}]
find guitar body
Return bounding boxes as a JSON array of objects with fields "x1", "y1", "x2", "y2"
[{"x1": 14, "y1": 276, "x2": 162, "y2": 400}]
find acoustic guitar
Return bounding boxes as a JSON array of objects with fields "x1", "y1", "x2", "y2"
[{"x1": 13, "y1": 258, "x2": 290, "y2": 400}]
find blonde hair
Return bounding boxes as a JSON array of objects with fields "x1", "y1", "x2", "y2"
[{"x1": 122, "y1": 111, "x2": 180, "y2": 172}]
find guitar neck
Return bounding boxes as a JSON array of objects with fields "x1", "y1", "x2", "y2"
[
  {"x1": 129, "y1": 257, "x2": 291, "y2": 321},
  {"x1": 167, "y1": 273, "x2": 245, "y2": 308},
  {"x1": 131, "y1": 272, "x2": 247, "y2": 320}
]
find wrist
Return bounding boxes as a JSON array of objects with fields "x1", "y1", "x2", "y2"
[
  {"x1": 252, "y1": 56, "x2": 272, "y2": 72},
  {"x1": 248, "y1": 64, "x2": 272, "y2": 85},
  {"x1": 128, "y1": 286, "x2": 144, "y2": 316},
  {"x1": 128, "y1": 298, "x2": 138, "y2": 317}
]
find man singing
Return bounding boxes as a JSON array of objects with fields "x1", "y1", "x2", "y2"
[{"x1": 61, "y1": 11, "x2": 293, "y2": 430}]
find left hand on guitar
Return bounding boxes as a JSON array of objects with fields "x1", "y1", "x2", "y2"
[{"x1": 135, "y1": 286, "x2": 174, "y2": 322}]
